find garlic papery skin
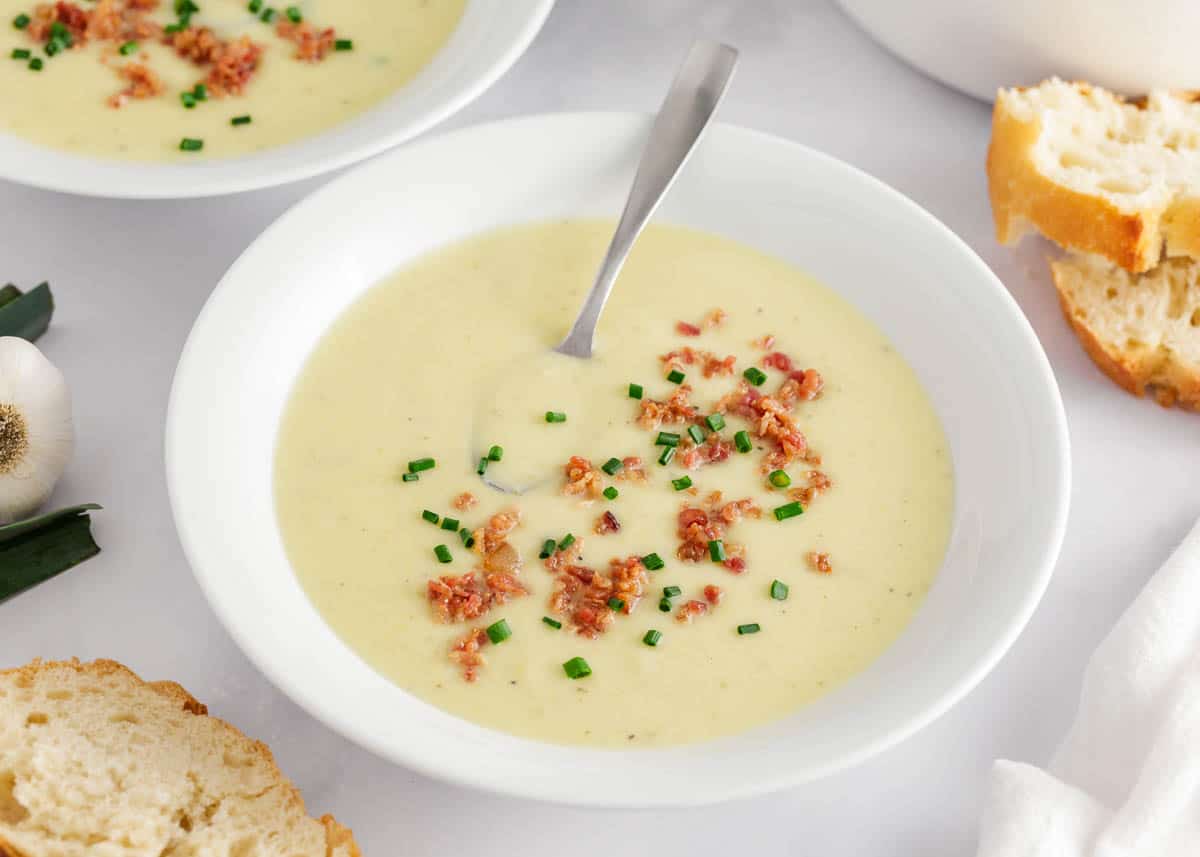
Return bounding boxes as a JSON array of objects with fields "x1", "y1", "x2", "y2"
[{"x1": 0, "y1": 337, "x2": 74, "y2": 525}]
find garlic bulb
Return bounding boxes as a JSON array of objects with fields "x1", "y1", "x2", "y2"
[{"x1": 0, "y1": 337, "x2": 73, "y2": 525}]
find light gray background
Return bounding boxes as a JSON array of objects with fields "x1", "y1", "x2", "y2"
[{"x1": 3, "y1": 1, "x2": 1197, "y2": 853}]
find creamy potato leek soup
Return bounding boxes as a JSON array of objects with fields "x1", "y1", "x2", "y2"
[
  {"x1": 275, "y1": 221, "x2": 954, "y2": 748},
  {"x1": 0, "y1": 0, "x2": 464, "y2": 159}
]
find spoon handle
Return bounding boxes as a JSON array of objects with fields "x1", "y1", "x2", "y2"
[{"x1": 556, "y1": 40, "x2": 739, "y2": 358}]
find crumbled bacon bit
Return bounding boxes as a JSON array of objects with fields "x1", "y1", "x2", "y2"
[
  {"x1": 638, "y1": 385, "x2": 698, "y2": 430},
  {"x1": 449, "y1": 627, "x2": 488, "y2": 682},
  {"x1": 87, "y1": 0, "x2": 161, "y2": 42},
  {"x1": 751, "y1": 334, "x2": 776, "y2": 350},
  {"x1": 471, "y1": 508, "x2": 521, "y2": 558},
  {"x1": 676, "y1": 494, "x2": 757, "y2": 569},
  {"x1": 594, "y1": 510, "x2": 621, "y2": 535},
  {"x1": 676, "y1": 321, "x2": 702, "y2": 337},
  {"x1": 615, "y1": 456, "x2": 647, "y2": 483},
  {"x1": 780, "y1": 369, "x2": 824, "y2": 404},
  {"x1": 427, "y1": 573, "x2": 488, "y2": 623},
  {"x1": 788, "y1": 470, "x2": 833, "y2": 507},
  {"x1": 679, "y1": 435, "x2": 733, "y2": 470},
  {"x1": 107, "y1": 61, "x2": 163, "y2": 107},
  {"x1": 29, "y1": 2, "x2": 90, "y2": 43},
  {"x1": 676, "y1": 599, "x2": 708, "y2": 623},
  {"x1": 762, "y1": 351, "x2": 794, "y2": 372},
  {"x1": 703, "y1": 584, "x2": 723, "y2": 605},
  {"x1": 563, "y1": 455, "x2": 605, "y2": 500},
  {"x1": 276, "y1": 19, "x2": 336, "y2": 62},
  {"x1": 703, "y1": 308, "x2": 727, "y2": 329},
  {"x1": 167, "y1": 24, "x2": 222, "y2": 63},
  {"x1": 452, "y1": 491, "x2": 478, "y2": 511},
  {"x1": 807, "y1": 552, "x2": 833, "y2": 574},
  {"x1": 204, "y1": 35, "x2": 261, "y2": 96},
  {"x1": 428, "y1": 509, "x2": 527, "y2": 623},
  {"x1": 608, "y1": 555, "x2": 648, "y2": 613},
  {"x1": 701, "y1": 353, "x2": 736, "y2": 378},
  {"x1": 547, "y1": 552, "x2": 646, "y2": 637}
]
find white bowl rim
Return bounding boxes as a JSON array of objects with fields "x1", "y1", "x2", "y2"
[
  {"x1": 0, "y1": 0, "x2": 554, "y2": 199},
  {"x1": 166, "y1": 111, "x2": 1071, "y2": 807}
]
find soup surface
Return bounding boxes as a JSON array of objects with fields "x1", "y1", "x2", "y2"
[
  {"x1": 0, "y1": 0, "x2": 464, "y2": 160},
  {"x1": 275, "y1": 221, "x2": 954, "y2": 748}
]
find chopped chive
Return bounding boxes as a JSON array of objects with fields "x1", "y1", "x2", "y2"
[
  {"x1": 13, "y1": 13, "x2": 30, "y2": 28},
  {"x1": 657, "y1": 446, "x2": 675, "y2": 466},
  {"x1": 487, "y1": 444, "x2": 503, "y2": 462},
  {"x1": 179, "y1": 137, "x2": 203, "y2": 151},
  {"x1": 743, "y1": 367, "x2": 767, "y2": 386},
  {"x1": 601, "y1": 457, "x2": 623, "y2": 475},
  {"x1": 666, "y1": 369, "x2": 686, "y2": 384},
  {"x1": 421, "y1": 509, "x2": 439, "y2": 525},
  {"x1": 476, "y1": 457, "x2": 488, "y2": 476},
  {"x1": 662, "y1": 585, "x2": 682, "y2": 598},
  {"x1": 658, "y1": 598, "x2": 671, "y2": 612},
  {"x1": 401, "y1": 472, "x2": 419, "y2": 483},
  {"x1": 231, "y1": 114, "x2": 252, "y2": 126},
  {"x1": 43, "y1": 40, "x2": 59, "y2": 55},
  {"x1": 705, "y1": 413, "x2": 726, "y2": 432},
  {"x1": 542, "y1": 616, "x2": 562, "y2": 629},
  {"x1": 628, "y1": 383, "x2": 643, "y2": 399},
  {"x1": 642, "y1": 629, "x2": 662, "y2": 647},
  {"x1": 440, "y1": 517, "x2": 460, "y2": 532},
  {"x1": 434, "y1": 544, "x2": 452, "y2": 564},
  {"x1": 10, "y1": 48, "x2": 30, "y2": 59},
  {"x1": 773, "y1": 501, "x2": 804, "y2": 521},
  {"x1": 27, "y1": 56, "x2": 42, "y2": 70},
  {"x1": 334, "y1": 38, "x2": 352, "y2": 51},
  {"x1": 545, "y1": 411, "x2": 567, "y2": 423},
  {"x1": 538, "y1": 538, "x2": 556, "y2": 559},
  {"x1": 687, "y1": 424, "x2": 706, "y2": 445},
  {"x1": 607, "y1": 597, "x2": 625, "y2": 611},
  {"x1": 459, "y1": 528, "x2": 475, "y2": 548},
  {"x1": 768, "y1": 469, "x2": 791, "y2": 488},
  {"x1": 248, "y1": 0, "x2": 262, "y2": 11},
  {"x1": 260, "y1": 7, "x2": 276, "y2": 22},
  {"x1": 737, "y1": 623, "x2": 761, "y2": 635},
  {"x1": 163, "y1": 22, "x2": 183, "y2": 33},
  {"x1": 642, "y1": 552, "x2": 664, "y2": 571},
  {"x1": 285, "y1": 5, "x2": 302, "y2": 22},
  {"x1": 770, "y1": 579, "x2": 789, "y2": 601},
  {"x1": 118, "y1": 40, "x2": 137, "y2": 55},
  {"x1": 192, "y1": 83, "x2": 208, "y2": 101},
  {"x1": 485, "y1": 619, "x2": 511, "y2": 644},
  {"x1": 734, "y1": 430, "x2": 752, "y2": 453},
  {"x1": 671, "y1": 476, "x2": 693, "y2": 491},
  {"x1": 408, "y1": 457, "x2": 435, "y2": 473},
  {"x1": 563, "y1": 656, "x2": 592, "y2": 679},
  {"x1": 708, "y1": 539, "x2": 726, "y2": 562},
  {"x1": 181, "y1": 91, "x2": 196, "y2": 108},
  {"x1": 602, "y1": 486, "x2": 618, "y2": 500},
  {"x1": 558, "y1": 533, "x2": 575, "y2": 551},
  {"x1": 655, "y1": 431, "x2": 680, "y2": 447}
]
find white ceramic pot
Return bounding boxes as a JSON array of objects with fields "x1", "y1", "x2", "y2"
[{"x1": 837, "y1": 0, "x2": 1200, "y2": 101}]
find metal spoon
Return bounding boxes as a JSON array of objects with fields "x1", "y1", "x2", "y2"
[
  {"x1": 557, "y1": 40, "x2": 739, "y2": 358},
  {"x1": 479, "y1": 40, "x2": 738, "y2": 493}
]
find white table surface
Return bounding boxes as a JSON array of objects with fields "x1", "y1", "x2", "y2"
[{"x1": 3, "y1": 1, "x2": 1198, "y2": 853}]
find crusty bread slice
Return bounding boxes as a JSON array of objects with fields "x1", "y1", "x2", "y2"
[
  {"x1": 989, "y1": 78, "x2": 1200, "y2": 273},
  {"x1": 1051, "y1": 252, "x2": 1200, "y2": 410},
  {"x1": 0, "y1": 659, "x2": 361, "y2": 857}
]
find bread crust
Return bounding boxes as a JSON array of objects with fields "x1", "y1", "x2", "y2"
[
  {"x1": 1050, "y1": 260, "x2": 1200, "y2": 411},
  {"x1": 987, "y1": 87, "x2": 1162, "y2": 274},
  {"x1": 0, "y1": 658, "x2": 362, "y2": 857}
]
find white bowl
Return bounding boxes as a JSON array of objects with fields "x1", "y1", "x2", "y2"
[
  {"x1": 837, "y1": 0, "x2": 1200, "y2": 102},
  {"x1": 166, "y1": 113, "x2": 1070, "y2": 807},
  {"x1": 0, "y1": 0, "x2": 553, "y2": 198}
]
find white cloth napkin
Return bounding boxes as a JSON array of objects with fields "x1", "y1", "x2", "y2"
[{"x1": 977, "y1": 517, "x2": 1200, "y2": 857}]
